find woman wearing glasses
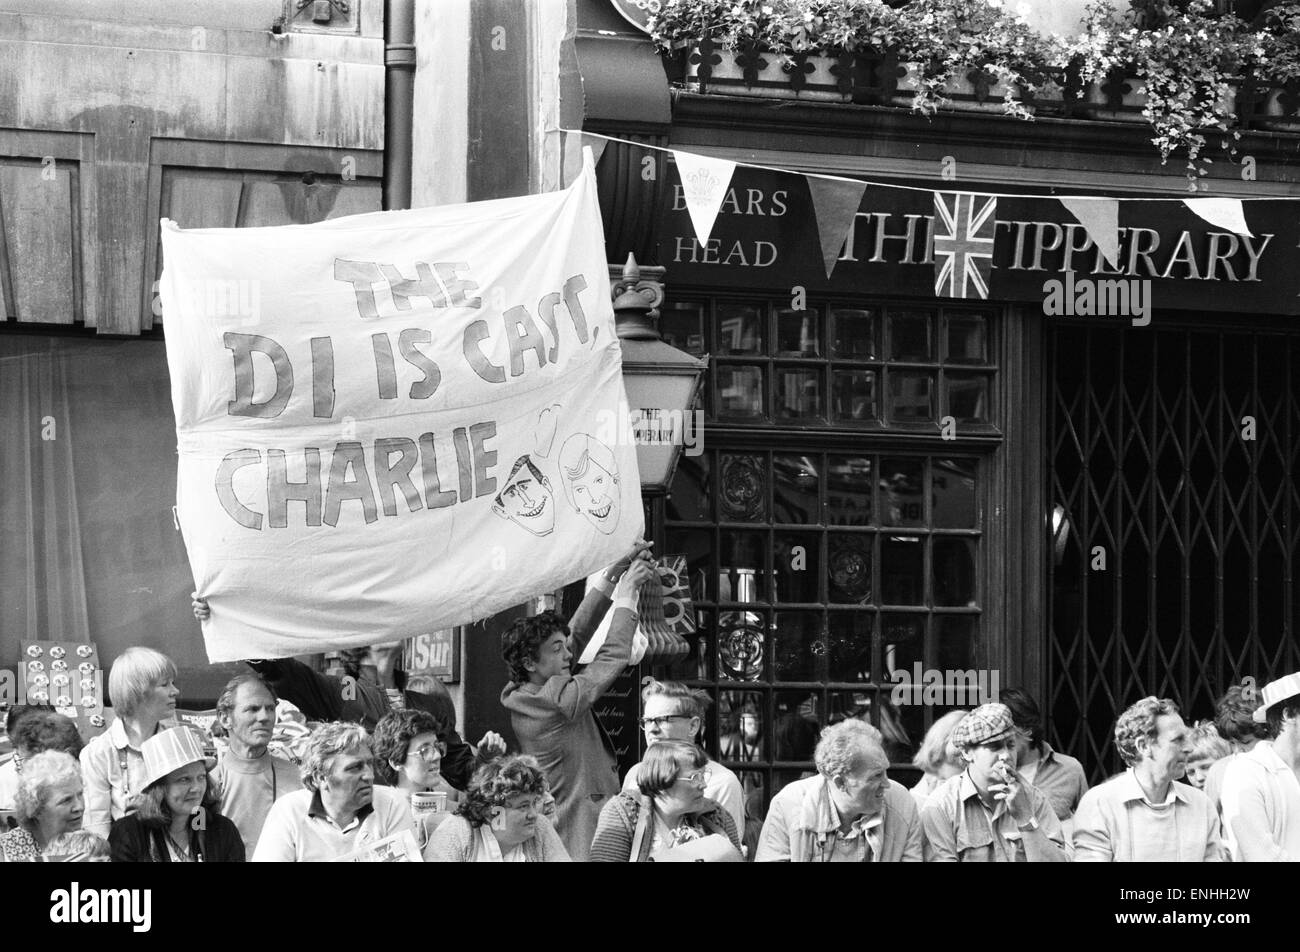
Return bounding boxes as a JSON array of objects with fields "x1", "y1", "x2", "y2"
[
  {"x1": 423, "y1": 754, "x2": 570, "y2": 862},
  {"x1": 591, "y1": 741, "x2": 743, "y2": 861},
  {"x1": 373, "y1": 709, "x2": 458, "y2": 848},
  {"x1": 622, "y1": 680, "x2": 746, "y2": 836}
]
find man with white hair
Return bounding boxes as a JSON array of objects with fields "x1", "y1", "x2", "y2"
[
  {"x1": 755, "y1": 719, "x2": 922, "y2": 862},
  {"x1": 1073, "y1": 696, "x2": 1224, "y2": 862},
  {"x1": 253, "y1": 721, "x2": 413, "y2": 862},
  {"x1": 921, "y1": 702, "x2": 1068, "y2": 862},
  {"x1": 1219, "y1": 671, "x2": 1300, "y2": 861}
]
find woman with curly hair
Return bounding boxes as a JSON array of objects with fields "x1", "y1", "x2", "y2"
[
  {"x1": 373, "y1": 708, "x2": 459, "y2": 846},
  {"x1": 423, "y1": 754, "x2": 569, "y2": 862},
  {"x1": 108, "y1": 727, "x2": 244, "y2": 862},
  {"x1": 590, "y1": 741, "x2": 742, "y2": 862},
  {"x1": 0, "y1": 751, "x2": 99, "y2": 862}
]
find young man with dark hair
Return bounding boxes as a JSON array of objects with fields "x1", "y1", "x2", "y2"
[
  {"x1": 500, "y1": 540, "x2": 654, "y2": 861},
  {"x1": 1219, "y1": 672, "x2": 1300, "y2": 861},
  {"x1": 1204, "y1": 682, "x2": 1273, "y2": 807},
  {"x1": 999, "y1": 687, "x2": 1088, "y2": 835}
]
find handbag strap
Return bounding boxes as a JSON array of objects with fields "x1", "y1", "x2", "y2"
[{"x1": 629, "y1": 796, "x2": 653, "y2": 862}]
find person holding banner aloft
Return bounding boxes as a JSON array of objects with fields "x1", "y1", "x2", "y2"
[{"x1": 500, "y1": 539, "x2": 655, "y2": 862}]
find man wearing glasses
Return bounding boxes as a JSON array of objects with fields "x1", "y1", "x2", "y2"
[
  {"x1": 921, "y1": 702, "x2": 1068, "y2": 862},
  {"x1": 621, "y1": 680, "x2": 745, "y2": 835},
  {"x1": 755, "y1": 718, "x2": 922, "y2": 861}
]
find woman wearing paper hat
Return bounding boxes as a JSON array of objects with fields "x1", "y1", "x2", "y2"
[{"x1": 107, "y1": 727, "x2": 244, "y2": 862}]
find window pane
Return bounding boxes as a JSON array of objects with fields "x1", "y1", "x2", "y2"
[
  {"x1": 933, "y1": 536, "x2": 978, "y2": 607},
  {"x1": 932, "y1": 458, "x2": 978, "y2": 528},
  {"x1": 716, "y1": 364, "x2": 765, "y2": 420},
  {"x1": 774, "y1": 453, "x2": 820, "y2": 524},
  {"x1": 663, "y1": 527, "x2": 714, "y2": 601},
  {"x1": 718, "y1": 610, "x2": 768, "y2": 682},
  {"x1": 889, "y1": 309, "x2": 933, "y2": 361},
  {"x1": 881, "y1": 457, "x2": 924, "y2": 526},
  {"x1": 888, "y1": 371, "x2": 934, "y2": 422},
  {"x1": 720, "y1": 691, "x2": 765, "y2": 761},
  {"x1": 775, "y1": 531, "x2": 820, "y2": 603},
  {"x1": 717, "y1": 302, "x2": 765, "y2": 355},
  {"x1": 832, "y1": 368, "x2": 877, "y2": 422},
  {"x1": 881, "y1": 535, "x2": 924, "y2": 605},
  {"x1": 774, "y1": 611, "x2": 823, "y2": 681},
  {"x1": 776, "y1": 307, "x2": 819, "y2": 356},
  {"x1": 667, "y1": 450, "x2": 712, "y2": 522},
  {"x1": 946, "y1": 373, "x2": 989, "y2": 423},
  {"x1": 775, "y1": 366, "x2": 822, "y2": 421},
  {"x1": 718, "y1": 453, "x2": 769, "y2": 522},
  {"x1": 831, "y1": 307, "x2": 877, "y2": 359},
  {"x1": 881, "y1": 613, "x2": 925, "y2": 679},
  {"x1": 774, "y1": 690, "x2": 821, "y2": 776},
  {"x1": 826, "y1": 455, "x2": 873, "y2": 526},
  {"x1": 828, "y1": 532, "x2": 873, "y2": 605},
  {"x1": 661, "y1": 301, "x2": 707, "y2": 358},
  {"x1": 945, "y1": 313, "x2": 988, "y2": 363},
  {"x1": 827, "y1": 612, "x2": 872, "y2": 682},
  {"x1": 934, "y1": 614, "x2": 978, "y2": 673},
  {"x1": 719, "y1": 530, "x2": 767, "y2": 601}
]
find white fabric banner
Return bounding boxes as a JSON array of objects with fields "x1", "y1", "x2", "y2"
[
  {"x1": 672, "y1": 150, "x2": 736, "y2": 246},
  {"x1": 1183, "y1": 198, "x2": 1254, "y2": 238},
  {"x1": 161, "y1": 154, "x2": 643, "y2": 662}
]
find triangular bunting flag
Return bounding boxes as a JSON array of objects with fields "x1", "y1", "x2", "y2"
[
  {"x1": 673, "y1": 150, "x2": 736, "y2": 247},
  {"x1": 933, "y1": 192, "x2": 997, "y2": 300},
  {"x1": 807, "y1": 176, "x2": 869, "y2": 278},
  {"x1": 1060, "y1": 197, "x2": 1120, "y2": 269},
  {"x1": 1184, "y1": 198, "x2": 1253, "y2": 237},
  {"x1": 561, "y1": 132, "x2": 607, "y2": 188}
]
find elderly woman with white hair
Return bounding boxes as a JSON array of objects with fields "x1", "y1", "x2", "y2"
[
  {"x1": 252, "y1": 721, "x2": 414, "y2": 862},
  {"x1": 79, "y1": 646, "x2": 182, "y2": 837},
  {"x1": 910, "y1": 709, "x2": 968, "y2": 810},
  {"x1": 0, "y1": 751, "x2": 105, "y2": 862},
  {"x1": 755, "y1": 719, "x2": 923, "y2": 862}
]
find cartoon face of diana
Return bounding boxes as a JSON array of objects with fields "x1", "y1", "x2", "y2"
[
  {"x1": 569, "y1": 457, "x2": 618, "y2": 533},
  {"x1": 492, "y1": 457, "x2": 555, "y2": 536}
]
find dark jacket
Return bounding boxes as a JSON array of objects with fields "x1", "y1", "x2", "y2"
[
  {"x1": 245, "y1": 657, "x2": 476, "y2": 791},
  {"x1": 109, "y1": 811, "x2": 245, "y2": 863}
]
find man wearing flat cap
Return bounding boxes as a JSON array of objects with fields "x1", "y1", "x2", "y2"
[
  {"x1": 1219, "y1": 671, "x2": 1300, "y2": 861},
  {"x1": 920, "y1": 702, "x2": 1068, "y2": 862},
  {"x1": 1073, "y1": 696, "x2": 1224, "y2": 862}
]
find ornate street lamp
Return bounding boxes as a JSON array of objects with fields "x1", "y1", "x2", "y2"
[{"x1": 609, "y1": 253, "x2": 708, "y2": 494}]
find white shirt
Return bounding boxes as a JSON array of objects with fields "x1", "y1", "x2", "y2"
[{"x1": 1220, "y1": 740, "x2": 1300, "y2": 862}]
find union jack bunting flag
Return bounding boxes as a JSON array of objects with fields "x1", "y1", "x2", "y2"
[{"x1": 933, "y1": 191, "x2": 998, "y2": 300}]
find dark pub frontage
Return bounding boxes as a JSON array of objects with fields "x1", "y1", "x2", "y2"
[{"x1": 573, "y1": 0, "x2": 1300, "y2": 811}]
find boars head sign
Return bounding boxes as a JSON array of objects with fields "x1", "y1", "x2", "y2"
[
  {"x1": 492, "y1": 454, "x2": 556, "y2": 536},
  {"x1": 559, "y1": 433, "x2": 620, "y2": 534}
]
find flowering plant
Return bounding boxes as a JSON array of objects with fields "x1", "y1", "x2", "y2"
[{"x1": 1070, "y1": 0, "x2": 1256, "y2": 186}]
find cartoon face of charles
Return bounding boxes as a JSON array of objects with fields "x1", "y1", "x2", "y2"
[
  {"x1": 492, "y1": 456, "x2": 555, "y2": 536},
  {"x1": 559, "y1": 434, "x2": 620, "y2": 535}
]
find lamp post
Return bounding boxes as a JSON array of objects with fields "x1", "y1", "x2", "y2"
[{"x1": 609, "y1": 253, "x2": 708, "y2": 494}]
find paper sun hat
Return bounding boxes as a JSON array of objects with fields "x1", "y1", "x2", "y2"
[
  {"x1": 1251, "y1": 672, "x2": 1300, "y2": 724},
  {"x1": 950, "y1": 702, "x2": 1015, "y2": 748},
  {"x1": 141, "y1": 726, "x2": 211, "y2": 788}
]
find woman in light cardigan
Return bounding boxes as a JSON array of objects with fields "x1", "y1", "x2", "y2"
[{"x1": 423, "y1": 755, "x2": 569, "y2": 862}]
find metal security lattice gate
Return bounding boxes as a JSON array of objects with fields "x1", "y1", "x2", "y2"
[{"x1": 1047, "y1": 320, "x2": 1300, "y2": 782}]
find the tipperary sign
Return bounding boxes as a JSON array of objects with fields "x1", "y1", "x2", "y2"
[{"x1": 653, "y1": 159, "x2": 1300, "y2": 314}]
